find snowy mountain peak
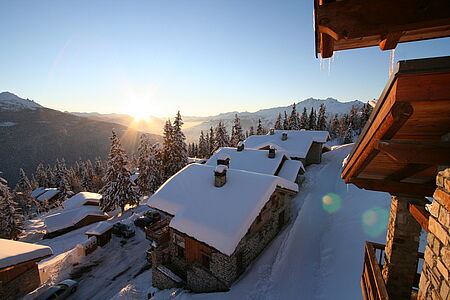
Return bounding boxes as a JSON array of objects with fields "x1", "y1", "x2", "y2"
[{"x1": 0, "y1": 91, "x2": 42, "y2": 111}]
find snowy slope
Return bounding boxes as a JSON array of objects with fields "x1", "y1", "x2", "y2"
[
  {"x1": 152, "y1": 144, "x2": 391, "y2": 300},
  {"x1": 0, "y1": 91, "x2": 42, "y2": 111}
]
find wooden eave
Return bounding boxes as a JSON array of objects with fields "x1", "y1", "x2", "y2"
[
  {"x1": 314, "y1": 0, "x2": 450, "y2": 58},
  {"x1": 341, "y1": 56, "x2": 450, "y2": 196}
]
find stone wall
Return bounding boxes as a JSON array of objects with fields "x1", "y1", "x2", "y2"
[
  {"x1": 419, "y1": 167, "x2": 450, "y2": 300},
  {"x1": 0, "y1": 264, "x2": 40, "y2": 300},
  {"x1": 187, "y1": 263, "x2": 228, "y2": 292},
  {"x1": 152, "y1": 267, "x2": 181, "y2": 290}
]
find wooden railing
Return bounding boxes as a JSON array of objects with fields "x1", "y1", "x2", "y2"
[
  {"x1": 361, "y1": 242, "x2": 424, "y2": 300},
  {"x1": 146, "y1": 218, "x2": 170, "y2": 245}
]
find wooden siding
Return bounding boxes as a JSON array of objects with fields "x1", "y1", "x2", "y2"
[{"x1": 185, "y1": 237, "x2": 213, "y2": 265}]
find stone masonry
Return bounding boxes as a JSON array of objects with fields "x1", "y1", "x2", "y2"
[
  {"x1": 382, "y1": 194, "x2": 422, "y2": 300},
  {"x1": 419, "y1": 167, "x2": 450, "y2": 300}
]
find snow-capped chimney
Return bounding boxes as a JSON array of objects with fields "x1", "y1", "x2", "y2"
[
  {"x1": 268, "y1": 146, "x2": 276, "y2": 159},
  {"x1": 214, "y1": 165, "x2": 228, "y2": 187},
  {"x1": 269, "y1": 128, "x2": 275, "y2": 135},
  {"x1": 281, "y1": 132, "x2": 288, "y2": 141},
  {"x1": 217, "y1": 153, "x2": 231, "y2": 167},
  {"x1": 237, "y1": 141, "x2": 244, "y2": 152}
]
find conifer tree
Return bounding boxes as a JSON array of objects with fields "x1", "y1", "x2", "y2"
[
  {"x1": 0, "y1": 175, "x2": 24, "y2": 240},
  {"x1": 317, "y1": 103, "x2": 327, "y2": 131},
  {"x1": 208, "y1": 127, "x2": 215, "y2": 156},
  {"x1": 256, "y1": 119, "x2": 265, "y2": 135},
  {"x1": 349, "y1": 104, "x2": 360, "y2": 131},
  {"x1": 100, "y1": 130, "x2": 137, "y2": 212},
  {"x1": 328, "y1": 113, "x2": 340, "y2": 139},
  {"x1": 14, "y1": 169, "x2": 34, "y2": 217},
  {"x1": 56, "y1": 159, "x2": 71, "y2": 202},
  {"x1": 249, "y1": 126, "x2": 255, "y2": 136},
  {"x1": 360, "y1": 103, "x2": 373, "y2": 128},
  {"x1": 214, "y1": 122, "x2": 230, "y2": 151},
  {"x1": 230, "y1": 114, "x2": 245, "y2": 146},
  {"x1": 300, "y1": 107, "x2": 309, "y2": 129},
  {"x1": 283, "y1": 111, "x2": 289, "y2": 130},
  {"x1": 308, "y1": 108, "x2": 317, "y2": 130},
  {"x1": 288, "y1": 103, "x2": 300, "y2": 130},
  {"x1": 137, "y1": 140, "x2": 163, "y2": 196},
  {"x1": 274, "y1": 113, "x2": 283, "y2": 130},
  {"x1": 344, "y1": 125, "x2": 353, "y2": 144},
  {"x1": 168, "y1": 111, "x2": 188, "y2": 176},
  {"x1": 35, "y1": 163, "x2": 48, "y2": 187},
  {"x1": 198, "y1": 131, "x2": 209, "y2": 158}
]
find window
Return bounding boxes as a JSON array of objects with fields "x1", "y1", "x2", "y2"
[
  {"x1": 173, "y1": 233, "x2": 185, "y2": 258},
  {"x1": 177, "y1": 245, "x2": 185, "y2": 258},
  {"x1": 200, "y1": 251, "x2": 211, "y2": 269}
]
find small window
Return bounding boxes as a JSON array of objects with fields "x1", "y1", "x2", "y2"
[{"x1": 200, "y1": 251, "x2": 211, "y2": 269}]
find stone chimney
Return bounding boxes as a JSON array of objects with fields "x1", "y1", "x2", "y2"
[
  {"x1": 214, "y1": 165, "x2": 228, "y2": 187},
  {"x1": 237, "y1": 141, "x2": 244, "y2": 152},
  {"x1": 281, "y1": 132, "x2": 288, "y2": 141},
  {"x1": 268, "y1": 146, "x2": 276, "y2": 158},
  {"x1": 269, "y1": 128, "x2": 275, "y2": 135},
  {"x1": 217, "y1": 153, "x2": 231, "y2": 167}
]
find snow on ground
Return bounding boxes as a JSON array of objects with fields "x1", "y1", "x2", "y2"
[{"x1": 151, "y1": 144, "x2": 392, "y2": 300}]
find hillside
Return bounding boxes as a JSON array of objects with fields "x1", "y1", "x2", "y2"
[{"x1": 0, "y1": 93, "x2": 161, "y2": 186}]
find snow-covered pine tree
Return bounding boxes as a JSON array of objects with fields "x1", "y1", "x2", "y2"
[
  {"x1": 0, "y1": 175, "x2": 24, "y2": 240},
  {"x1": 16, "y1": 168, "x2": 32, "y2": 193},
  {"x1": 81, "y1": 162, "x2": 92, "y2": 191},
  {"x1": 137, "y1": 142, "x2": 163, "y2": 195},
  {"x1": 100, "y1": 130, "x2": 137, "y2": 212},
  {"x1": 344, "y1": 125, "x2": 353, "y2": 144},
  {"x1": 308, "y1": 108, "x2": 317, "y2": 130},
  {"x1": 208, "y1": 127, "x2": 215, "y2": 156},
  {"x1": 230, "y1": 114, "x2": 245, "y2": 146},
  {"x1": 328, "y1": 113, "x2": 340, "y2": 139},
  {"x1": 300, "y1": 107, "x2": 308, "y2": 129},
  {"x1": 338, "y1": 114, "x2": 350, "y2": 141},
  {"x1": 56, "y1": 159, "x2": 71, "y2": 203},
  {"x1": 274, "y1": 113, "x2": 283, "y2": 130},
  {"x1": 288, "y1": 103, "x2": 300, "y2": 130},
  {"x1": 214, "y1": 122, "x2": 230, "y2": 151},
  {"x1": 14, "y1": 169, "x2": 34, "y2": 217},
  {"x1": 249, "y1": 126, "x2": 255, "y2": 136},
  {"x1": 317, "y1": 103, "x2": 327, "y2": 131},
  {"x1": 198, "y1": 131, "x2": 209, "y2": 158},
  {"x1": 35, "y1": 163, "x2": 48, "y2": 187},
  {"x1": 283, "y1": 111, "x2": 289, "y2": 130},
  {"x1": 169, "y1": 111, "x2": 188, "y2": 176},
  {"x1": 349, "y1": 104, "x2": 360, "y2": 131},
  {"x1": 256, "y1": 119, "x2": 265, "y2": 135},
  {"x1": 360, "y1": 102, "x2": 373, "y2": 127}
]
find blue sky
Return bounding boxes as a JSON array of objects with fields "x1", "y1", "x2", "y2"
[{"x1": 1, "y1": 0, "x2": 449, "y2": 117}]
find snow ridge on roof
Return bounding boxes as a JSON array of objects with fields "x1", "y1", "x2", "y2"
[
  {"x1": 0, "y1": 239, "x2": 52, "y2": 269},
  {"x1": 278, "y1": 160, "x2": 305, "y2": 182},
  {"x1": 244, "y1": 130, "x2": 330, "y2": 159},
  {"x1": 63, "y1": 192, "x2": 102, "y2": 210},
  {"x1": 206, "y1": 147, "x2": 288, "y2": 176},
  {"x1": 85, "y1": 221, "x2": 113, "y2": 235},
  {"x1": 36, "y1": 188, "x2": 60, "y2": 202},
  {"x1": 45, "y1": 206, "x2": 107, "y2": 233},
  {"x1": 147, "y1": 164, "x2": 297, "y2": 256}
]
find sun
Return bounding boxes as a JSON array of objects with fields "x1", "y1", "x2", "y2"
[{"x1": 125, "y1": 100, "x2": 153, "y2": 121}]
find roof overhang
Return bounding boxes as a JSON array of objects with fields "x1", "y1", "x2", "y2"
[
  {"x1": 314, "y1": 0, "x2": 450, "y2": 58},
  {"x1": 341, "y1": 56, "x2": 450, "y2": 196}
]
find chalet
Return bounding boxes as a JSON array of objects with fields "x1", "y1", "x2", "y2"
[
  {"x1": 243, "y1": 130, "x2": 330, "y2": 166},
  {"x1": 62, "y1": 192, "x2": 102, "y2": 210},
  {"x1": 85, "y1": 221, "x2": 113, "y2": 247},
  {"x1": 206, "y1": 147, "x2": 305, "y2": 183},
  {"x1": 146, "y1": 163, "x2": 298, "y2": 292},
  {"x1": 44, "y1": 206, "x2": 109, "y2": 239},
  {"x1": 0, "y1": 239, "x2": 52, "y2": 299},
  {"x1": 32, "y1": 188, "x2": 60, "y2": 204}
]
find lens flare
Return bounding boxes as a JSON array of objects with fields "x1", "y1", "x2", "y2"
[
  {"x1": 322, "y1": 193, "x2": 342, "y2": 214},
  {"x1": 362, "y1": 207, "x2": 389, "y2": 237}
]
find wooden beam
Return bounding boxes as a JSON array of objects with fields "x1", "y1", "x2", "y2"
[
  {"x1": 380, "y1": 31, "x2": 403, "y2": 50},
  {"x1": 350, "y1": 178, "x2": 435, "y2": 196},
  {"x1": 320, "y1": 33, "x2": 334, "y2": 58},
  {"x1": 375, "y1": 140, "x2": 450, "y2": 165},
  {"x1": 385, "y1": 164, "x2": 432, "y2": 182},
  {"x1": 409, "y1": 203, "x2": 430, "y2": 232}
]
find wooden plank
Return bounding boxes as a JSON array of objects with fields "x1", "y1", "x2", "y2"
[
  {"x1": 385, "y1": 164, "x2": 432, "y2": 181},
  {"x1": 365, "y1": 242, "x2": 389, "y2": 300},
  {"x1": 375, "y1": 140, "x2": 450, "y2": 165},
  {"x1": 350, "y1": 178, "x2": 435, "y2": 196},
  {"x1": 409, "y1": 203, "x2": 430, "y2": 232},
  {"x1": 315, "y1": 0, "x2": 450, "y2": 55},
  {"x1": 320, "y1": 32, "x2": 335, "y2": 58}
]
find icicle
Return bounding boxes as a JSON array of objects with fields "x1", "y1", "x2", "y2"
[{"x1": 389, "y1": 49, "x2": 395, "y2": 77}]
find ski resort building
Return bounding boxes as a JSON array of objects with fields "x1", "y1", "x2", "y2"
[
  {"x1": 146, "y1": 163, "x2": 298, "y2": 292},
  {"x1": 0, "y1": 239, "x2": 52, "y2": 299},
  {"x1": 243, "y1": 130, "x2": 329, "y2": 166},
  {"x1": 206, "y1": 147, "x2": 305, "y2": 183},
  {"x1": 341, "y1": 56, "x2": 450, "y2": 299}
]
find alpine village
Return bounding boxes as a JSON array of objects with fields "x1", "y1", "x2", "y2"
[{"x1": 0, "y1": 1, "x2": 449, "y2": 300}]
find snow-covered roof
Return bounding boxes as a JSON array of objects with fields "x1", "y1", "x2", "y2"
[
  {"x1": 206, "y1": 147, "x2": 289, "y2": 176},
  {"x1": 187, "y1": 157, "x2": 208, "y2": 164},
  {"x1": 31, "y1": 187, "x2": 47, "y2": 198},
  {"x1": 244, "y1": 130, "x2": 330, "y2": 159},
  {"x1": 63, "y1": 192, "x2": 102, "y2": 210},
  {"x1": 147, "y1": 164, "x2": 298, "y2": 256},
  {"x1": 0, "y1": 239, "x2": 52, "y2": 269},
  {"x1": 45, "y1": 206, "x2": 107, "y2": 233},
  {"x1": 278, "y1": 160, "x2": 305, "y2": 182},
  {"x1": 130, "y1": 173, "x2": 139, "y2": 184},
  {"x1": 85, "y1": 221, "x2": 113, "y2": 235},
  {"x1": 36, "y1": 188, "x2": 60, "y2": 202}
]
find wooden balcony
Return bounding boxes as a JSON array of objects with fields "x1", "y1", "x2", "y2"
[
  {"x1": 146, "y1": 218, "x2": 170, "y2": 245},
  {"x1": 361, "y1": 242, "x2": 424, "y2": 300}
]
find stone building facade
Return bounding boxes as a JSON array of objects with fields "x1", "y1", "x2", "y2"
[
  {"x1": 419, "y1": 167, "x2": 450, "y2": 300},
  {"x1": 151, "y1": 188, "x2": 294, "y2": 292}
]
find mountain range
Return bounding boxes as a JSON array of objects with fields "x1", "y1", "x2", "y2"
[{"x1": 0, "y1": 92, "x2": 160, "y2": 186}]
